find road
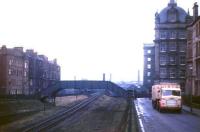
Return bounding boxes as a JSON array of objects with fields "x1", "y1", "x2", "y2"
[{"x1": 135, "y1": 98, "x2": 200, "y2": 132}]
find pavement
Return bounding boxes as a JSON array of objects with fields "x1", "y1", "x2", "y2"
[{"x1": 182, "y1": 105, "x2": 200, "y2": 116}]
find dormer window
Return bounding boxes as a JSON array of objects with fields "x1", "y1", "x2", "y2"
[{"x1": 168, "y1": 9, "x2": 177, "y2": 22}]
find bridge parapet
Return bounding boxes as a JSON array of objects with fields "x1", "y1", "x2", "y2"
[{"x1": 40, "y1": 80, "x2": 126, "y2": 98}]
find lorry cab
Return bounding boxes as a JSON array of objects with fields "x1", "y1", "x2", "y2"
[{"x1": 152, "y1": 83, "x2": 182, "y2": 112}]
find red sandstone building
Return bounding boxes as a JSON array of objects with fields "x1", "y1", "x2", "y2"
[
  {"x1": 186, "y1": 2, "x2": 200, "y2": 96},
  {"x1": 0, "y1": 45, "x2": 60, "y2": 95},
  {"x1": 0, "y1": 46, "x2": 29, "y2": 95}
]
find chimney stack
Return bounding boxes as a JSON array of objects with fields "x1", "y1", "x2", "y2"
[
  {"x1": 138, "y1": 70, "x2": 140, "y2": 84},
  {"x1": 193, "y1": 2, "x2": 199, "y2": 21},
  {"x1": 103, "y1": 73, "x2": 105, "y2": 81}
]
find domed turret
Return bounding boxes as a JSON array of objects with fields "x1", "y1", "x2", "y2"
[{"x1": 157, "y1": 0, "x2": 187, "y2": 23}]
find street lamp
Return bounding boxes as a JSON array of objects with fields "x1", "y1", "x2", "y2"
[{"x1": 189, "y1": 66, "x2": 193, "y2": 112}]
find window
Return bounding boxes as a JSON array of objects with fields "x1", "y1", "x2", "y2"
[
  {"x1": 179, "y1": 44, "x2": 186, "y2": 52},
  {"x1": 180, "y1": 56, "x2": 185, "y2": 65},
  {"x1": 30, "y1": 79, "x2": 33, "y2": 86},
  {"x1": 160, "y1": 55, "x2": 167, "y2": 65},
  {"x1": 162, "y1": 90, "x2": 180, "y2": 96},
  {"x1": 196, "y1": 24, "x2": 199, "y2": 37},
  {"x1": 9, "y1": 60, "x2": 12, "y2": 65},
  {"x1": 169, "y1": 42, "x2": 176, "y2": 51},
  {"x1": 147, "y1": 64, "x2": 151, "y2": 69},
  {"x1": 187, "y1": 64, "x2": 193, "y2": 75},
  {"x1": 12, "y1": 70, "x2": 16, "y2": 75},
  {"x1": 179, "y1": 32, "x2": 186, "y2": 39},
  {"x1": 147, "y1": 72, "x2": 151, "y2": 76},
  {"x1": 196, "y1": 42, "x2": 200, "y2": 56},
  {"x1": 168, "y1": 9, "x2": 177, "y2": 22},
  {"x1": 169, "y1": 56, "x2": 176, "y2": 65},
  {"x1": 169, "y1": 68, "x2": 176, "y2": 78},
  {"x1": 160, "y1": 32, "x2": 167, "y2": 39},
  {"x1": 147, "y1": 80, "x2": 151, "y2": 83},
  {"x1": 179, "y1": 69, "x2": 185, "y2": 78},
  {"x1": 198, "y1": 22, "x2": 200, "y2": 37},
  {"x1": 24, "y1": 62, "x2": 28, "y2": 68},
  {"x1": 147, "y1": 58, "x2": 151, "y2": 61},
  {"x1": 147, "y1": 50, "x2": 151, "y2": 54},
  {"x1": 8, "y1": 69, "x2": 11, "y2": 75},
  {"x1": 160, "y1": 42, "x2": 167, "y2": 52},
  {"x1": 155, "y1": 31, "x2": 159, "y2": 39},
  {"x1": 24, "y1": 71, "x2": 27, "y2": 77},
  {"x1": 160, "y1": 68, "x2": 167, "y2": 78},
  {"x1": 170, "y1": 31, "x2": 176, "y2": 39}
]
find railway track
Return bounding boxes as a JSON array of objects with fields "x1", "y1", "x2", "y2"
[{"x1": 22, "y1": 93, "x2": 101, "y2": 132}]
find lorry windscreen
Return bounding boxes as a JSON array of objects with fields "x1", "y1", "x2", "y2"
[{"x1": 162, "y1": 90, "x2": 180, "y2": 96}]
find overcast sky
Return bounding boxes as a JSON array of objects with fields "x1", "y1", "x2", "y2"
[{"x1": 0, "y1": 0, "x2": 198, "y2": 82}]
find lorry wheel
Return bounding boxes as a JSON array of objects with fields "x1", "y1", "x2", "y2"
[
  {"x1": 156, "y1": 101, "x2": 159, "y2": 110},
  {"x1": 152, "y1": 101, "x2": 156, "y2": 109},
  {"x1": 157, "y1": 102, "x2": 162, "y2": 112}
]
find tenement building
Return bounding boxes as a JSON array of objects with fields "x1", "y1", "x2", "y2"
[
  {"x1": 0, "y1": 45, "x2": 60, "y2": 95},
  {"x1": 143, "y1": 44, "x2": 155, "y2": 91},
  {"x1": 0, "y1": 46, "x2": 29, "y2": 95},
  {"x1": 186, "y1": 2, "x2": 200, "y2": 96},
  {"x1": 153, "y1": 0, "x2": 192, "y2": 91}
]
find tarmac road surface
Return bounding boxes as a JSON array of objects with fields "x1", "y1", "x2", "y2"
[{"x1": 135, "y1": 98, "x2": 200, "y2": 132}]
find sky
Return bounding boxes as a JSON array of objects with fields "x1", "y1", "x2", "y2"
[{"x1": 0, "y1": 0, "x2": 198, "y2": 82}]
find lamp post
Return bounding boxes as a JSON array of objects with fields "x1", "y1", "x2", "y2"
[{"x1": 189, "y1": 66, "x2": 193, "y2": 112}]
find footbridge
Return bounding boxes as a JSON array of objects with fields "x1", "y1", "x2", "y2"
[{"x1": 40, "y1": 80, "x2": 126, "y2": 98}]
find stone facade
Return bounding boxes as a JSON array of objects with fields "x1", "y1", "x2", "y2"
[
  {"x1": 153, "y1": 0, "x2": 192, "y2": 91},
  {"x1": 25, "y1": 49, "x2": 38, "y2": 94},
  {"x1": 0, "y1": 46, "x2": 60, "y2": 95},
  {"x1": 0, "y1": 46, "x2": 29, "y2": 95},
  {"x1": 143, "y1": 44, "x2": 155, "y2": 92},
  {"x1": 186, "y1": 2, "x2": 200, "y2": 96},
  {"x1": 25, "y1": 51, "x2": 61, "y2": 95}
]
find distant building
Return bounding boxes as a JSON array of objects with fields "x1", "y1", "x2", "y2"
[
  {"x1": 48, "y1": 59, "x2": 60, "y2": 84},
  {"x1": 0, "y1": 45, "x2": 60, "y2": 96},
  {"x1": 143, "y1": 44, "x2": 155, "y2": 91},
  {"x1": 25, "y1": 50, "x2": 61, "y2": 95},
  {"x1": 154, "y1": 0, "x2": 192, "y2": 91},
  {"x1": 25, "y1": 49, "x2": 42, "y2": 95},
  {"x1": 0, "y1": 46, "x2": 29, "y2": 95},
  {"x1": 186, "y1": 2, "x2": 200, "y2": 96}
]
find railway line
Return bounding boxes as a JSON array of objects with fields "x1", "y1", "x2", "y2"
[{"x1": 21, "y1": 93, "x2": 101, "y2": 132}]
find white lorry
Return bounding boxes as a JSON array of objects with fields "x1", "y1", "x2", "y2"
[{"x1": 152, "y1": 83, "x2": 182, "y2": 112}]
